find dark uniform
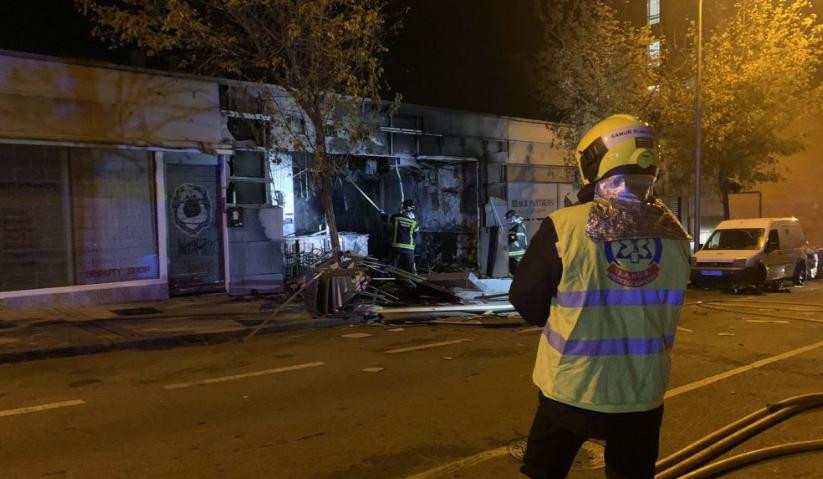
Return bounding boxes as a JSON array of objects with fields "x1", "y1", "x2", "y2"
[
  {"x1": 507, "y1": 221, "x2": 528, "y2": 275},
  {"x1": 388, "y1": 212, "x2": 418, "y2": 273},
  {"x1": 381, "y1": 201, "x2": 419, "y2": 274}
]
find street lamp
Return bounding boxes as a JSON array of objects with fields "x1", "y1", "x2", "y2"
[{"x1": 693, "y1": 0, "x2": 703, "y2": 252}]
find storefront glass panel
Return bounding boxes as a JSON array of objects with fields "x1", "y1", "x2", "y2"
[{"x1": 0, "y1": 144, "x2": 159, "y2": 292}]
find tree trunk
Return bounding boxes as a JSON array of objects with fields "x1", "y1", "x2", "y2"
[
  {"x1": 309, "y1": 110, "x2": 341, "y2": 254},
  {"x1": 317, "y1": 170, "x2": 341, "y2": 253},
  {"x1": 719, "y1": 172, "x2": 731, "y2": 220}
]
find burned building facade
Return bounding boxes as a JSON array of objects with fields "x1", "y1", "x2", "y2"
[{"x1": 0, "y1": 50, "x2": 574, "y2": 309}]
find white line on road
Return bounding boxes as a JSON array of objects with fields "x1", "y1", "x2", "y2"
[
  {"x1": 745, "y1": 319, "x2": 789, "y2": 324},
  {"x1": 384, "y1": 339, "x2": 471, "y2": 355},
  {"x1": 400, "y1": 339, "x2": 823, "y2": 479},
  {"x1": 0, "y1": 399, "x2": 86, "y2": 418},
  {"x1": 402, "y1": 446, "x2": 510, "y2": 479},
  {"x1": 677, "y1": 326, "x2": 694, "y2": 333},
  {"x1": 518, "y1": 327, "x2": 544, "y2": 334},
  {"x1": 163, "y1": 361, "x2": 325, "y2": 390},
  {"x1": 665, "y1": 339, "x2": 823, "y2": 399}
]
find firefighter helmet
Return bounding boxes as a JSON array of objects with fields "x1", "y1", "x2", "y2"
[
  {"x1": 401, "y1": 199, "x2": 416, "y2": 212},
  {"x1": 505, "y1": 209, "x2": 523, "y2": 225},
  {"x1": 575, "y1": 114, "x2": 658, "y2": 186}
]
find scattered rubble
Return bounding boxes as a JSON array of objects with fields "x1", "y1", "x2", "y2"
[{"x1": 299, "y1": 253, "x2": 515, "y2": 324}]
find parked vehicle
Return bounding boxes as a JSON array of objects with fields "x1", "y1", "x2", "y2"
[
  {"x1": 816, "y1": 248, "x2": 823, "y2": 279},
  {"x1": 691, "y1": 217, "x2": 813, "y2": 291}
]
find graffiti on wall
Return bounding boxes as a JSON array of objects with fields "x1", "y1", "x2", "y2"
[
  {"x1": 171, "y1": 183, "x2": 213, "y2": 236},
  {"x1": 176, "y1": 237, "x2": 218, "y2": 256},
  {"x1": 165, "y1": 162, "x2": 224, "y2": 294}
]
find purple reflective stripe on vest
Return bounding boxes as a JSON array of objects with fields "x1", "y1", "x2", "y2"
[
  {"x1": 543, "y1": 324, "x2": 674, "y2": 357},
  {"x1": 556, "y1": 289, "x2": 685, "y2": 308}
]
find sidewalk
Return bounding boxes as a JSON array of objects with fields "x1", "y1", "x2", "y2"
[{"x1": 0, "y1": 293, "x2": 360, "y2": 364}]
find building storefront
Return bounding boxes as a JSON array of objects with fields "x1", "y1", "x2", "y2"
[
  {"x1": 0, "y1": 51, "x2": 230, "y2": 308},
  {"x1": 0, "y1": 50, "x2": 577, "y2": 308},
  {"x1": 0, "y1": 144, "x2": 166, "y2": 307}
]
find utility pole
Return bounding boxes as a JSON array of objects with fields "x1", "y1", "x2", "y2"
[{"x1": 693, "y1": 0, "x2": 703, "y2": 252}]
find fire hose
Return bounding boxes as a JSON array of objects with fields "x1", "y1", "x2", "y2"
[
  {"x1": 688, "y1": 299, "x2": 823, "y2": 325},
  {"x1": 344, "y1": 175, "x2": 383, "y2": 213},
  {"x1": 653, "y1": 393, "x2": 823, "y2": 478}
]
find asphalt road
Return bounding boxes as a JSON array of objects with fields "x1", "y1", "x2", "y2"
[{"x1": 1, "y1": 283, "x2": 821, "y2": 479}]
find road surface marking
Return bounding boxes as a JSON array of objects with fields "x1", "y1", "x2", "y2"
[
  {"x1": 341, "y1": 333, "x2": 373, "y2": 339},
  {"x1": 163, "y1": 362, "x2": 325, "y2": 390},
  {"x1": 665, "y1": 339, "x2": 823, "y2": 399},
  {"x1": 401, "y1": 339, "x2": 823, "y2": 479},
  {"x1": 384, "y1": 339, "x2": 471, "y2": 354},
  {"x1": 0, "y1": 399, "x2": 86, "y2": 418},
  {"x1": 518, "y1": 327, "x2": 544, "y2": 334},
  {"x1": 677, "y1": 327, "x2": 694, "y2": 333},
  {"x1": 362, "y1": 367, "x2": 384, "y2": 373},
  {"x1": 745, "y1": 319, "x2": 789, "y2": 324},
  {"x1": 386, "y1": 328, "x2": 405, "y2": 332},
  {"x1": 402, "y1": 446, "x2": 510, "y2": 479}
]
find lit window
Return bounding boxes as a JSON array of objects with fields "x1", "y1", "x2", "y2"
[{"x1": 648, "y1": 0, "x2": 660, "y2": 25}]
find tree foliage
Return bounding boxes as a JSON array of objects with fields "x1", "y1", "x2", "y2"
[
  {"x1": 534, "y1": 0, "x2": 659, "y2": 160},
  {"x1": 657, "y1": 0, "x2": 823, "y2": 216},
  {"x1": 76, "y1": 0, "x2": 397, "y2": 251}
]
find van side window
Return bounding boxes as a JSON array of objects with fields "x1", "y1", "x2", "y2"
[{"x1": 768, "y1": 229, "x2": 780, "y2": 249}]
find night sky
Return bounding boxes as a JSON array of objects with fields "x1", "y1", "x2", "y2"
[
  {"x1": 5, "y1": 2, "x2": 818, "y2": 121},
  {"x1": 0, "y1": 0, "x2": 544, "y2": 120},
  {"x1": 383, "y1": 0, "x2": 543, "y2": 119}
]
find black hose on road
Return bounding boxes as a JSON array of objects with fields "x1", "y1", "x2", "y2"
[
  {"x1": 693, "y1": 302, "x2": 823, "y2": 325},
  {"x1": 654, "y1": 393, "x2": 823, "y2": 479},
  {"x1": 676, "y1": 440, "x2": 823, "y2": 479}
]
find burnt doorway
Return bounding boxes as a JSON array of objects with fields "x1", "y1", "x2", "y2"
[{"x1": 165, "y1": 153, "x2": 225, "y2": 295}]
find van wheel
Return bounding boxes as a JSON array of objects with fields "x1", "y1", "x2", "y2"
[
  {"x1": 793, "y1": 261, "x2": 806, "y2": 286},
  {"x1": 754, "y1": 263, "x2": 768, "y2": 291}
]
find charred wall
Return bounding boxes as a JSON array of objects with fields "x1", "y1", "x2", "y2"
[{"x1": 295, "y1": 156, "x2": 480, "y2": 272}]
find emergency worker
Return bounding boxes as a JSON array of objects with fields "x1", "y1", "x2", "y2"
[
  {"x1": 505, "y1": 209, "x2": 528, "y2": 275},
  {"x1": 510, "y1": 115, "x2": 691, "y2": 479},
  {"x1": 380, "y1": 199, "x2": 419, "y2": 274}
]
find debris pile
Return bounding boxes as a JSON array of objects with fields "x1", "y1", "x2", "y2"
[{"x1": 300, "y1": 253, "x2": 516, "y2": 323}]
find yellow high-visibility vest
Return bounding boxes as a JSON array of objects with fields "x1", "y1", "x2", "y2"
[
  {"x1": 391, "y1": 215, "x2": 419, "y2": 250},
  {"x1": 532, "y1": 202, "x2": 690, "y2": 413}
]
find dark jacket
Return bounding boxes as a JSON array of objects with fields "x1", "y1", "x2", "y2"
[
  {"x1": 381, "y1": 211, "x2": 419, "y2": 250},
  {"x1": 507, "y1": 223, "x2": 528, "y2": 256}
]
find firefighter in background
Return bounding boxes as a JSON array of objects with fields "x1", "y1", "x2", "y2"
[
  {"x1": 505, "y1": 209, "x2": 528, "y2": 275},
  {"x1": 380, "y1": 199, "x2": 419, "y2": 274},
  {"x1": 510, "y1": 114, "x2": 691, "y2": 479}
]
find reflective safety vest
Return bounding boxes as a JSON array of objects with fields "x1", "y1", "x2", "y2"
[
  {"x1": 390, "y1": 214, "x2": 419, "y2": 250},
  {"x1": 508, "y1": 223, "x2": 528, "y2": 257},
  {"x1": 532, "y1": 203, "x2": 691, "y2": 413}
]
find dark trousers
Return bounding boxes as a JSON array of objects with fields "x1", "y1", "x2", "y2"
[
  {"x1": 392, "y1": 249, "x2": 416, "y2": 275},
  {"x1": 509, "y1": 256, "x2": 522, "y2": 276},
  {"x1": 521, "y1": 393, "x2": 664, "y2": 479}
]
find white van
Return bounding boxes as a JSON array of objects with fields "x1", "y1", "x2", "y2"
[{"x1": 691, "y1": 217, "x2": 816, "y2": 290}]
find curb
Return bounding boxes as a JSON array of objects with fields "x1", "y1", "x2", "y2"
[{"x1": 0, "y1": 316, "x2": 360, "y2": 364}]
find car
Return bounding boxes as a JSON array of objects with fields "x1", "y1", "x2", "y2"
[
  {"x1": 690, "y1": 217, "x2": 812, "y2": 291},
  {"x1": 816, "y1": 248, "x2": 823, "y2": 279}
]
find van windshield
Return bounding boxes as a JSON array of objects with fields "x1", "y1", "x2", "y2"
[{"x1": 704, "y1": 228, "x2": 764, "y2": 250}]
